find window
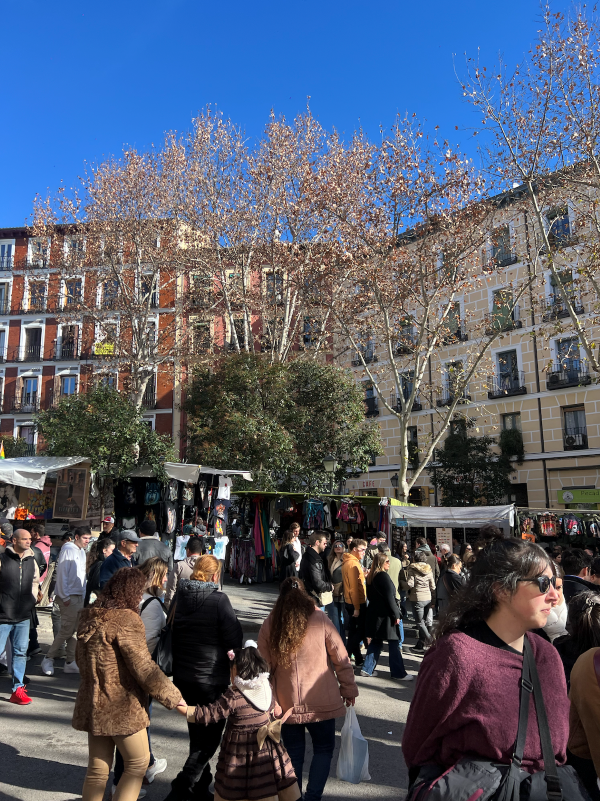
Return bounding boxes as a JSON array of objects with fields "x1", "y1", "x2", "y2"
[
  {"x1": 0, "y1": 283, "x2": 9, "y2": 314},
  {"x1": 22, "y1": 378, "x2": 38, "y2": 410},
  {"x1": 29, "y1": 281, "x2": 46, "y2": 311},
  {"x1": 0, "y1": 330, "x2": 6, "y2": 361},
  {"x1": 443, "y1": 302, "x2": 464, "y2": 343},
  {"x1": 23, "y1": 329, "x2": 42, "y2": 361},
  {"x1": 364, "y1": 384, "x2": 379, "y2": 417},
  {"x1": 98, "y1": 373, "x2": 117, "y2": 389},
  {"x1": 502, "y1": 412, "x2": 521, "y2": 431},
  {"x1": 563, "y1": 405, "x2": 588, "y2": 450},
  {"x1": 547, "y1": 206, "x2": 572, "y2": 248},
  {"x1": 141, "y1": 276, "x2": 158, "y2": 307},
  {"x1": 28, "y1": 238, "x2": 48, "y2": 267},
  {"x1": 65, "y1": 237, "x2": 84, "y2": 261},
  {"x1": 491, "y1": 226, "x2": 514, "y2": 267},
  {"x1": 491, "y1": 288, "x2": 514, "y2": 331},
  {"x1": 496, "y1": 349, "x2": 522, "y2": 393},
  {"x1": 17, "y1": 425, "x2": 35, "y2": 455},
  {"x1": 450, "y1": 418, "x2": 467, "y2": 436},
  {"x1": 557, "y1": 337, "x2": 580, "y2": 364},
  {"x1": 60, "y1": 376, "x2": 77, "y2": 396},
  {"x1": 229, "y1": 318, "x2": 246, "y2": 350},
  {"x1": 190, "y1": 275, "x2": 213, "y2": 308},
  {"x1": 103, "y1": 279, "x2": 119, "y2": 308},
  {"x1": 142, "y1": 376, "x2": 156, "y2": 408},
  {"x1": 266, "y1": 273, "x2": 284, "y2": 304},
  {"x1": 352, "y1": 334, "x2": 376, "y2": 365},
  {"x1": 0, "y1": 241, "x2": 13, "y2": 270},
  {"x1": 59, "y1": 325, "x2": 79, "y2": 360},
  {"x1": 303, "y1": 317, "x2": 320, "y2": 348},
  {"x1": 65, "y1": 279, "x2": 82, "y2": 306},
  {"x1": 406, "y1": 426, "x2": 419, "y2": 467},
  {"x1": 191, "y1": 320, "x2": 211, "y2": 355}
]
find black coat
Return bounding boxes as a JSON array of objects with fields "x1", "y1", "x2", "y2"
[
  {"x1": 280, "y1": 543, "x2": 301, "y2": 579},
  {"x1": 85, "y1": 558, "x2": 104, "y2": 606},
  {"x1": 299, "y1": 547, "x2": 332, "y2": 598},
  {"x1": 563, "y1": 574, "x2": 597, "y2": 603},
  {"x1": 0, "y1": 547, "x2": 37, "y2": 624},
  {"x1": 172, "y1": 579, "x2": 243, "y2": 688},
  {"x1": 436, "y1": 569, "x2": 466, "y2": 610},
  {"x1": 32, "y1": 546, "x2": 47, "y2": 578},
  {"x1": 365, "y1": 571, "x2": 401, "y2": 641}
]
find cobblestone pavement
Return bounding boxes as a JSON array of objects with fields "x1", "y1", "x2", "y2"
[{"x1": 0, "y1": 578, "x2": 418, "y2": 801}]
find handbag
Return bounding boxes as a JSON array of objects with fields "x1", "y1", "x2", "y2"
[
  {"x1": 152, "y1": 595, "x2": 177, "y2": 677},
  {"x1": 407, "y1": 636, "x2": 590, "y2": 801}
]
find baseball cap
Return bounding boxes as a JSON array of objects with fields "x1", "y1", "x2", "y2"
[
  {"x1": 103, "y1": 516, "x2": 115, "y2": 524},
  {"x1": 120, "y1": 530, "x2": 141, "y2": 543}
]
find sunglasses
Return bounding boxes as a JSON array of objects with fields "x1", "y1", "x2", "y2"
[{"x1": 517, "y1": 574, "x2": 557, "y2": 593}]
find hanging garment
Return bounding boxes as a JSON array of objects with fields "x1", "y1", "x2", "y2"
[
  {"x1": 181, "y1": 484, "x2": 195, "y2": 506},
  {"x1": 217, "y1": 476, "x2": 232, "y2": 500}
]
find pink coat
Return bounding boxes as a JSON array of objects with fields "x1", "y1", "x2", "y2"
[
  {"x1": 258, "y1": 608, "x2": 358, "y2": 724},
  {"x1": 34, "y1": 535, "x2": 51, "y2": 566}
]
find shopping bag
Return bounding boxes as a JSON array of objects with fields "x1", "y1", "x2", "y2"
[{"x1": 336, "y1": 706, "x2": 370, "y2": 784}]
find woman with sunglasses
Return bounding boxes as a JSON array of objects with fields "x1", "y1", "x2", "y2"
[
  {"x1": 361, "y1": 553, "x2": 413, "y2": 682},
  {"x1": 326, "y1": 541, "x2": 347, "y2": 645},
  {"x1": 403, "y1": 539, "x2": 569, "y2": 791}
]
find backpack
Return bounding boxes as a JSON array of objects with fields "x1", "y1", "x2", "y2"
[{"x1": 144, "y1": 481, "x2": 161, "y2": 506}]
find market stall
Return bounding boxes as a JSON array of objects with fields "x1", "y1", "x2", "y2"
[{"x1": 516, "y1": 506, "x2": 600, "y2": 546}]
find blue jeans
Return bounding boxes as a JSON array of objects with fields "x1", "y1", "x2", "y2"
[
  {"x1": 282, "y1": 718, "x2": 336, "y2": 801},
  {"x1": 327, "y1": 600, "x2": 346, "y2": 646},
  {"x1": 0, "y1": 619, "x2": 30, "y2": 691},
  {"x1": 362, "y1": 637, "x2": 407, "y2": 678}
]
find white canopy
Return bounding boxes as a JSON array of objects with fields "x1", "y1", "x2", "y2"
[
  {"x1": 127, "y1": 463, "x2": 253, "y2": 483},
  {"x1": 0, "y1": 456, "x2": 90, "y2": 491},
  {"x1": 389, "y1": 504, "x2": 515, "y2": 528}
]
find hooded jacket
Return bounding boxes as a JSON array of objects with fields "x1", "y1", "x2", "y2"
[
  {"x1": 72, "y1": 607, "x2": 182, "y2": 736},
  {"x1": 172, "y1": 579, "x2": 243, "y2": 688},
  {"x1": 402, "y1": 562, "x2": 435, "y2": 602},
  {"x1": 165, "y1": 554, "x2": 198, "y2": 607},
  {"x1": 341, "y1": 552, "x2": 366, "y2": 609},
  {"x1": 299, "y1": 547, "x2": 332, "y2": 600},
  {"x1": 0, "y1": 545, "x2": 40, "y2": 624},
  {"x1": 415, "y1": 544, "x2": 440, "y2": 583}
]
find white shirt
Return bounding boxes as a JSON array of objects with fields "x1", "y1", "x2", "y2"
[{"x1": 55, "y1": 541, "x2": 87, "y2": 600}]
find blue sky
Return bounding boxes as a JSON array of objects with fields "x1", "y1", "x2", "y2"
[{"x1": 1, "y1": 0, "x2": 574, "y2": 225}]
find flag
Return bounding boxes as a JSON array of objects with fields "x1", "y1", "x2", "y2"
[{"x1": 0, "y1": 442, "x2": 5, "y2": 459}]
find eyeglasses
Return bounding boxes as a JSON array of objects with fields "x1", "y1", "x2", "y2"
[{"x1": 517, "y1": 574, "x2": 557, "y2": 594}]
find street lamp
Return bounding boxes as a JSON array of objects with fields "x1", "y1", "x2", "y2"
[
  {"x1": 323, "y1": 454, "x2": 338, "y2": 494},
  {"x1": 390, "y1": 472, "x2": 399, "y2": 500}
]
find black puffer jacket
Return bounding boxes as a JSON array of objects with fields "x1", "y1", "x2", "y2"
[
  {"x1": 172, "y1": 579, "x2": 242, "y2": 688},
  {"x1": 299, "y1": 547, "x2": 332, "y2": 599},
  {"x1": 0, "y1": 546, "x2": 39, "y2": 624}
]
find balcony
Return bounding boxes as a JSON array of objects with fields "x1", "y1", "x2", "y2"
[
  {"x1": 11, "y1": 393, "x2": 40, "y2": 413},
  {"x1": 442, "y1": 327, "x2": 468, "y2": 346},
  {"x1": 542, "y1": 294, "x2": 584, "y2": 322},
  {"x1": 546, "y1": 359, "x2": 591, "y2": 390},
  {"x1": 18, "y1": 344, "x2": 42, "y2": 362},
  {"x1": 22, "y1": 443, "x2": 36, "y2": 456},
  {"x1": 20, "y1": 300, "x2": 47, "y2": 314},
  {"x1": 563, "y1": 426, "x2": 588, "y2": 451},
  {"x1": 55, "y1": 342, "x2": 80, "y2": 360},
  {"x1": 0, "y1": 301, "x2": 11, "y2": 315},
  {"x1": 395, "y1": 331, "x2": 416, "y2": 355},
  {"x1": 364, "y1": 396, "x2": 379, "y2": 417},
  {"x1": 351, "y1": 351, "x2": 378, "y2": 367},
  {"x1": 487, "y1": 372, "x2": 527, "y2": 399},
  {"x1": 142, "y1": 390, "x2": 157, "y2": 409},
  {"x1": 0, "y1": 257, "x2": 12, "y2": 271},
  {"x1": 391, "y1": 389, "x2": 424, "y2": 413},
  {"x1": 493, "y1": 251, "x2": 518, "y2": 268},
  {"x1": 436, "y1": 386, "x2": 472, "y2": 407}
]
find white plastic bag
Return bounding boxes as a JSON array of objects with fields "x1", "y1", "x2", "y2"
[{"x1": 336, "y1": 706, "x2": 370, "y2": 784}]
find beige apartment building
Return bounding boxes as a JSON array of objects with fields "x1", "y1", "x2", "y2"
[{"x1": 344, "y1": 193, "x2": 600, "y2": 512}]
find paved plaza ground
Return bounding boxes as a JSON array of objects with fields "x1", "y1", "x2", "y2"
[{"x1": 0, "y1": 579, "x2": 418, "y2": 801}]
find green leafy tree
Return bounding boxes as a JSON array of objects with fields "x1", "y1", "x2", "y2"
[
  {"x1": 35, "y1": 385, "x2": 175, "y2": 514},
  {"x1": 428, "y1": 420, "x2": 514, "y2": 507},
  {"x1": 185, "y1": 354, "x2": 382, "y2": 493},
  {"x1": 0, "y1": 436, "x2": 31, "y2": 457}
]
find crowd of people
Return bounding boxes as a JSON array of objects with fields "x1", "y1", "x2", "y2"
[{"x1": 4, "y1": 516, "x2": 600, "y2": 800}]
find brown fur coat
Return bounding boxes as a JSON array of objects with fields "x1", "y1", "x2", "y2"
[{"x1": 72, "y1": 607, "x2": 181, "y2": 736}]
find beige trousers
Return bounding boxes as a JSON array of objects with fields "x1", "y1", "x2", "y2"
[
  {"x1": 46, "y1": 594, "x2": 84, "y2": 662},
  {"x1": 83, "y1": 729, "x2": 150, "y2": 801}
]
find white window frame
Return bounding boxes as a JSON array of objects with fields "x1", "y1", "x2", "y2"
[
  {"x1": 490, "y1": 342, "x2": 524, "y2": 376},
  {"x1": 27, "y1": 237, "x2": 50, "y2": 268},
  {"x1": 19, "y1": 321, "x2": 45, "y2": 363},
  {"x1": 24, "y1": 274, "x2": 50, "y2": 312},
  {"x1": 142, "y1": 414, "x2": 156, "y2": 430},
  {"x1": 63, "y1": 235, "x2": 86, "y2": 258},
  {"x1": 60, "y1": 274, "x2": 85, "y2": 310},
  {"x1": 0, "y1": 239, "x2": 15, "y2": 270}
]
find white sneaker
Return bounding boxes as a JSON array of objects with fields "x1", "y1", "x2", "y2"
[
  {"x1": 392, "y1": 674, "x2": 415, "y2": 682},
  {"x1": 145, "y1": 757, "x2": 167, "y2": 783},
  {"x1": 41, "y1": 657, "x2": 54, "y2": 676},
  {"x1": 111, "y1": 785, "x2": 146, "y2": 798},
  {"x1": 64, "y1": 661, "x2": 80, "y2": 674}
]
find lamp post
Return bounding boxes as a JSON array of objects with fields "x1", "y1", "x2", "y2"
[
  {"x1": 390, "y1": 472, "x2": 399, "y2": 500},
  {"x1": 323, "y1": 453, "x2": 338, "y2": 494}
]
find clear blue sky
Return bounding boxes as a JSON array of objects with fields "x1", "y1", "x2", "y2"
[{"x1": 1, "y1": 0, "x2": 574, "y2": 225}]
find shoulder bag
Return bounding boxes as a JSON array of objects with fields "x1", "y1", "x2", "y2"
[
  {"x1": 407, "y1": 636, "x2": 590, "y2": 801},
  {"x1": 152, "y1": 595, "x2": 177, "y2": 676}
]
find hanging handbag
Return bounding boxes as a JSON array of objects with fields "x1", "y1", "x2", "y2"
[
  {"x1": 407, "y1": 636, "x2": 590, "y2": 801},
  {"x1": 152, "y1": 595, "x2": 177, "y2": 676}
]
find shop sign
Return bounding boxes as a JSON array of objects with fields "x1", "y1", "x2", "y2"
[
  {"x1": 436, "y1": 527, "x2": 453, "y2": 550},
  {"x1": 558, "y1": 488, "x2": 600, "y2": 504},
  {"x1": 395, "y1": 518, "x2": 408, "y2": 527},
  {"x1": 362, "y1": 480, "x2": 376, "y2": 488}
]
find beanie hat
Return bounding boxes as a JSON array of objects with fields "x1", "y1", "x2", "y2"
[{"x1": 140, "y1": 520, "x2": 157, "y2": 537}]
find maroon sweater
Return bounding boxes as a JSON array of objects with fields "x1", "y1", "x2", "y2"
[{"x1": 402, "y1": 631, "x2": 569, "y2": 772}]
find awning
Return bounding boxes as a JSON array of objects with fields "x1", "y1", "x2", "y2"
[
  {"x1": 0, "y1": 456, "x2": 91, "y2": 491},
  {"x1": 389, "y1": 504, "x2": 515, "y2": 528},
  {"x1": 127, "y1": 463, "x2": 253, "y2": 483}
]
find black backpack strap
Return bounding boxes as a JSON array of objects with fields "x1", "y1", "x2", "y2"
[
  {"x1": 496, "y1": 638, "x2": 534, "y2": 801},
  {"x1": 525, "y1": 637, "x2": 563, "y2": 801},
  {"x1": 140, "y1": 596, "x2": 161, "y2": 614}
]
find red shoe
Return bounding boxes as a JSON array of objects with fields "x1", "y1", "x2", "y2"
[{"x1": 9, "y1": 686, "x2": 32, "y2": 705}]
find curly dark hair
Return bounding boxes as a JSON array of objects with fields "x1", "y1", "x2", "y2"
[
  {"x1": 435, "y1": 539, "x2": 553, "y2": 641},
  {"x1": 268, "y1": 577, "x2": 316, "y2": 667},
  {"x1": 94, "y1": 567, "x2": 146, "y2": 612}
]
